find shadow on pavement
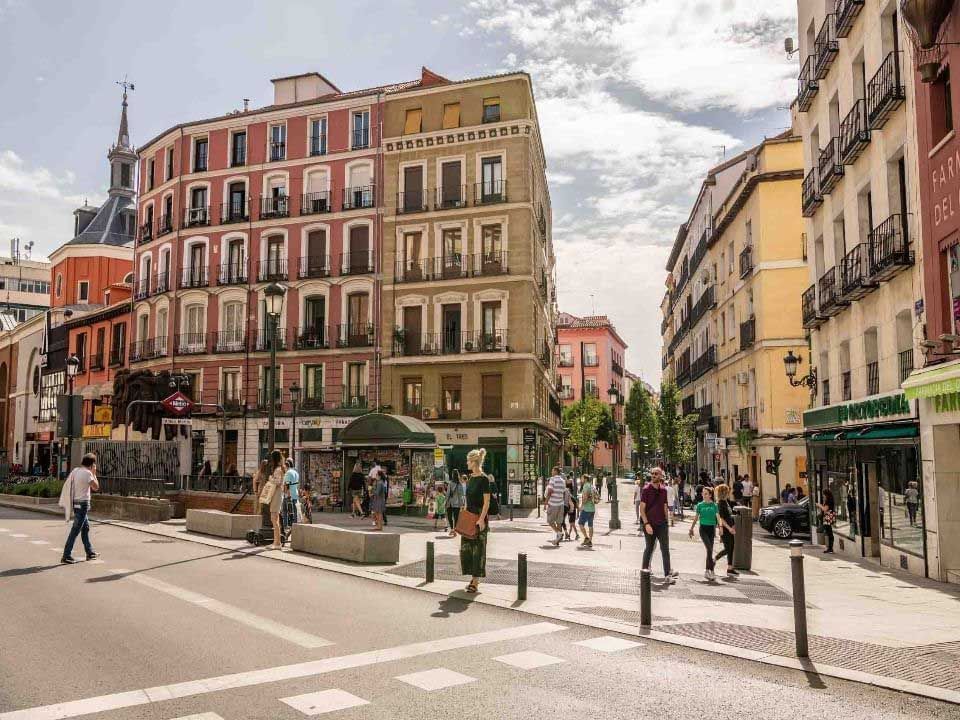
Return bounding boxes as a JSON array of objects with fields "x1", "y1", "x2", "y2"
[
  {"x1": 85, "y1": 548, "x2": 238, "y2": 583},
  {"x1": 431, "y1": 594, "x2": 473, "y2": 618},
  {"x1": 0, "y1": 564, "x2": 64, "y2": 577}
]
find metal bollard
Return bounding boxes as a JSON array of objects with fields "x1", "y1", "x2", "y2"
[
  {"x1": 790, "y1": 540, "x2": 808, "y2": 658},
  {"x1": 640, "y1": 569, "x2": 652, "y2": 627},
  {"x1": 426, "y1": 541, "x2": 435, "y2": 583},
  {"x1": 518, "y1": 553, "x2": 528, "y2": 601}
]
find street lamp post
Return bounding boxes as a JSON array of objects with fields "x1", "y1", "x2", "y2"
[
  {"x1": 289, "y1": 381, "x2": 301, "y2": 466},
  {"x1": 264, "y1": 282, "x2": 287, "y2": 455},
  {"x1": 65, "y1": 354, "x2": 80, "y2": 472},
  {"x1": 607, "y1": 382, "x2": 622, "y2": 531}
]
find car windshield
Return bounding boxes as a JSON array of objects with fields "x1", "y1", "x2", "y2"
[{"x1": 624, "y1": 472, "x2": 636, "y2": 479}]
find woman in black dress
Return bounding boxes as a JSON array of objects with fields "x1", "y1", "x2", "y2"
[
  {"x1": 459, "y1": 448, "x2": 491, "y2": 594},
  {"x1": 713, "y1": 483, "x2": 739, "y2": 577},
  {"x1": 347, "y1": 462, "x2": 365, "y2": 518},
  {"x1": 818, "y1": 488, "x2": 836, "y2": 553}
]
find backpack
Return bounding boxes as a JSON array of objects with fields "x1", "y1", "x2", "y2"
[{"x1": 486, "y1": 473, "x2": 501, "y2": 516}]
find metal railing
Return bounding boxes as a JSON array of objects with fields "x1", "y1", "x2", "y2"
[
  {"x1": 839, "y1": 99, "x2": 870, "y2": 164},
  {"x1": 818, "y1": 137, "x2": 844, "y2": 194},
  {"x1": 867, "y1": 52, "x2": 905, "y2": 129},
  {"x1": 158, "y1": 214, "x2": 175, "y2": 236},
  {"x1": 868, "y1": 214, "x2": 913, "y2": 279},
  {"x1": 802, "y1": 167, "x2": 822, "y2": 217},
  {"x1": 341, "y1": 385, "x2": 368, "y2": 409},
  {"x1": 841, "y1": 243, "x2": 876, "y2": 299},
  {"x1": 257, "y1": 259, "x2": 288, "y2": 282},
  {"x1": 260, "y1": 195, "x2": 290, "y2": 219},
  {"x1": 221, "y1": 200, "x2": 249, "y2": 224},
  {"x1": 739, "y1": 246, "x2": 753, "y2": 278},
  {"x1": 835, "y1": 0, "x2": 864, "y2": 37},
  {"x1": 352, "y1": 128, "x2": 369, "y2": 150},
  {"x1": 474, "y1": 180, "x2": 507, "y2": 205},
  {"x1": 392, "y1": 330, "x2": 508, "y2": 356},
  {"x1": 154, "y1": 271, "x2": 170, "y2": 294},
  {"x1": 397, "y1": 189, "x2": 429, "y2": 214},
  {"x1": 109, "y1": 346, "x2": 125, "y2": 367},
  {"x1": 341, "y1": 252, "x2": 374, "y2": 275},
  {"x1": 337, "y1": 323, "x2": 375, "y2": 348},
  {"x1": 691, "y1": 345, "x2": 716, "y2": 380},
  {"x1": 218, "y1": 262, "x2": 247, "y2": 285},
  {"x1": 97, "y1": 477, "x2": 168, "y2": 498},
  {"x1": 301, "y1": 191, "x2": 332, "y2": 215},
  {"x1": 213, "y1": 330, "x2": 247, "y2": 353},
  {"x1": 690, "y1": 285, "x2": 715, "y2": 325},
  {"x1": 295, "y1": 326, "x2": 329, "y2": 349},
  {"x1": 802, "y1": 284, "x2": 820, "y2": 328},
  {"x1": 183, "y1": 206, "x2": 210, "y2": 228},
  {"x1": 134, "y1": 278, "x2": 150, "y2": 300},
  {"x1": 818, "y1": 266, "x2": 844, "y2": 315},
  {"x1": 177, "y1": 333, "x2": 208, "y2": 355},
  {"x1": 298, "y1": 255, "x2": 331, "y2": 279},
  {"x1": 187, "y1": 474, "x2": 250, "y2": 494},
  {"x1": 822, "y1": 379, "x2": 831, "y2": 407},
  {"x1": 899, "y1": 349, "x2": 914, "y2": 384},
  {"x1": 342, "y1": 185, "x2": 375, "y2": 210},
  {"x1": 256, "y1": 387, "x2": 283, "y2": 409},
  {"x1": 740, "y1": 318, "x2": 756, "y2": 350},
  {"x1": 180, "y1": 266, "x2": 208, "y2": 289},
  {"x1": 218, "y1": 390, "x2": 243, "y2": 413},
  {"x1": 254, "y1": 328, "x2": 286, "y2": 351},
  {"x1": 738, "y1": 406, "x2": 758, "y2": 430},
  {"x1": 139, "y1": 221, "x2": 153, "y2": 244},
  {"x1": 867, "y1": 361, "x2": 880, "y2": 396},
  {"x1": 797, "y1": 55, "x2": 819, "y2": 111},
  {"x1": 558, "y1": 387, "x2": 574, "y2": 400},
  {"x1": 129, "y1": 337, "x2": 167, "y2": 362},
  {"x1": 89, "y1": 353, "x2": 105, "y2": 371},
  {"x1": 436, "y1": 185, "x2": 467, "y2": 210},
  {"x1": 269, "y1": 141, "x2": 286, "y2": 162},
  {"x1": 813, "y1": 14, "x2": 839, "y2": 80}
]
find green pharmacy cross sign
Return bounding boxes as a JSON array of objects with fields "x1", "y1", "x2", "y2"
[{"x1": 803, "y1": 393, "x2": 912, "y2": 429}]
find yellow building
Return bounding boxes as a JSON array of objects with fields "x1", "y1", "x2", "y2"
[
  {"x1": 380, "y1": 70, "x2": 560, "y2": 501},
  {"x1": 662, "y1": 135, "x2": 810, "y2": 503}
]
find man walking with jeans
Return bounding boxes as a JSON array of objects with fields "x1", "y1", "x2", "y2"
[
  {"x1": 640, "y1": 467, "x2": 676, "y2": 583},
  {"x1": 543, "y1": 466, "x2": 567, "y2": 547},
  {"x1": 61, "y1": 453, "x2": 100, "y2": 564}
]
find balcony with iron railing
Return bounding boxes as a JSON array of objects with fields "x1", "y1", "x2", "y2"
[
  {"x1": 840, "y1": 243, "x2": 877, "y2": 301},
  {"x1": 739, "y1": 246, "x2": 753, "y2": 278},
  {"x1": 436, "y1": 185, "x2": 468, "y2": 210},
  {"x1": 395, "y1": 252, "x2": 508, "y2": 283},
  {"x1": 213, "y1": 330, "x2": 247, "y2": 353},
  {"x1": 337, "y1": 323, "x2": 375, "y2": 348},
  {"x1": 738, "y1": 406, "x2": 758, "y2": 431},
  {"x1": 739, "y1": 317, "x2": 756, "y2": 351},
  {"x1": 690, "y1": 285, "x2": 715, "y2": 326},
  {"x1": 842, "y1": 370, "x2": 852, "y2": 401},
  {"x1": 342, "y1": 185, "x2": 375, "y2": 210},
  {"x1": 797, "y1": 55, "x2": 820, "y2": 112},
  {"x1": 342, "y1": 252, "x2": 374, "y2": 275},
  {"x1": 109, "y1": 346, "x2": 126, "y2": 367},
  {"x1": 134, "y1": 277, "x2": 150, "y2": 300},
  {"x1": 183, "y1": 205, "x2": 210, "y2": 228},
  {"x1": 691, "y1": 345, "x2": 716, "y2": 381},
  {"x1": 839, "y1": 99, "x2": 871, "y2": 165},
  {"x1": 179, "y1": 266, "x2": 208, "y2": 289},
  {"x1": 154, "y1": 271, "x2": 170, "y2": 294},
  {"x1": 260, "y1": 195, "x2": 289, "y2": 219},
  {"x1": 867, "y1": 52, "x2": 906, "y2": 129},
  {"x1": 682, "y1": 395, "x2": 696, "y2": 416},
  {"x1": 473, "y1": 180, "x2": 507, "y2": 205},
  {"x1": 540, "y1": 340, "x2": 553, "y2": 368},
  {"x1": 300, "y1": 386, "x2": 326, "y2": 411},
  {"x1": 341, "y1": 385, "x2": 368, "y2": 409},
  {"x1": 397, "y1": 189, "x2": 429, "y2": 214},
  {"x1": 177, "y1": 333, "x2": 208, "y2": 355},
  {"x1": 814, "y1": 14, "x2": 839, "y2": 80},
  {"x1": 269, "y1": 141, "x2": 286, "y2": 162},
  {"x1": 868, "y1": 214, "x2": 913, "y2": 280},
  {"x1": 138, "y1": 221, "x2": 152, "y2": 245},
  {"x1": 298, "y1": 255, "x2": 331, "y2": 279},
  {"x1": 301, "y1": 191, "x2": 332, "y2": 215},
  {"x1": 221, "y1": 200, "x2": 249, "y2": 224},
  {"x1": 256, "y1": 387, "x2": 283, "y2": 410},
  {"x1": 158, "y1": 213, "x2": 175, "y2": 236},
  {"x1": 817, "y1": 266, "x2": 846, "y2": 317},
  {"x1": 218, "y1": 390, "x2": 244, "y2": 413},
  {"x1": 818, "y1": 137, "x2": 844, "y2": 194},
  {"x1": 802, "y1": 284, "x2": 825, "y2": 329},
  {"x1": 899, "y1": 349, "x2": 914, "y2": 384},
  {"x1": 835, "y1": 0, "x2": 864, "y2": 37},
  {"x1": 392, "y1": 329, "x2": 508, "y2": 356},
  {"x1": 867, "y1": 360, "x2": 880, "y2": 396},
  {"x1": 218, "y1": 262, "x2": 248, "y2": 286},
  {"x1": 295, "y1": 326, "x2": 329, "y2": 350},
  {"x1": 254, "y1": 327, "x2": 287, "y2": 351},
  {"x1": 309, "y1": 134, "x2": 327, "y2": 157},
  {"x1": 611, "y1": 359, "x2": 624, "y2": 376},
  {"x1": 352, "y1": 128, "x2": 370, "y2": 150},
  {"x1": 558, "y1": 386, "x2": 575, "y2": 400},
  {"x1": 90, "y1": 352, "x2": 105, "y2": 371},
  {"x1": 129, "y1": 337, "x2": 167, "y2": 362},
  {"x1": 690, "y1": 236, "x2": 708, "y2": 276},
  {"x1": 802, "y1": 167, "x2": 822, "y2": 217},
  {"x1": 257, "y1": 259, "x2": 288, "y2": 282}
]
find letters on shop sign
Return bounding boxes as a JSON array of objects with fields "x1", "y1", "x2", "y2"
[{"x1": 931, "y1": 146, "x2": 960, "y2": 227}]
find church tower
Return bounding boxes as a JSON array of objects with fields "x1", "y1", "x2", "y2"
[{"x1": 107, "y1": 84, "x2": 137, "y2": 199}]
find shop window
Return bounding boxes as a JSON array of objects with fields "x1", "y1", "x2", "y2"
[
  {"x1": 877, "y1": 445, "x2": 923, "y2": 558},
  {"x1": 403, "y1": 378, "x2": 422, "y2": 416},
  {"x1": 947, "y1": 244, "x2": 960, "y2": 335},
  {"x1": 931, "y1": 66, "x2": 954, "y2": 147}
]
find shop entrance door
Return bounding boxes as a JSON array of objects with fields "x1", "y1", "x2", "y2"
[{"x1": 858, "y1": 461, "x2": 880, "y2": 557}]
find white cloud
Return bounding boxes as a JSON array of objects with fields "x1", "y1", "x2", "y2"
[{"x1": 547, "y1": 171, "x2": 575, "y2": 185}]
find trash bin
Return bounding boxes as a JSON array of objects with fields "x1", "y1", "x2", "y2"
[{"x1": 733, "y1": 505, "x2": 753, "y2": 570}]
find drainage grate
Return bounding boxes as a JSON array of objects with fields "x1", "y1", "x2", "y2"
[
  {"x1": 566, "y1": 605, "x2": 675, "y2": 624},
  {"x1": 656, "y1": 622, "x2": 960, "y2": 692}
]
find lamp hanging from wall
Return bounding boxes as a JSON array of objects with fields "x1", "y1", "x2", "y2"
[{"x1": 902, "y1": 0, "x2": 955, "y2": 82}]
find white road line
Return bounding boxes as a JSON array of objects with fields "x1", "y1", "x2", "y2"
[
  {"x1": 0, "y1": 527, "x2": 10, "y2": 532},
  {"x1": 125, "y1": 574, "x2": 332, "y2": 649},
  {"x1": 0, "y1": 622, "x2": 565, "y2": 720},
  {"x1": 10, "y1": 534, "x2": 28, "y2": 538},
  {"x1": 394, "y1": 668, "x2": 476, "y2": 691},
  {"x1": 575, "y1": 636, "x2": 643, "y2": 652},
  {"x1": 29, "y1": 540, "x2": 49, "y2": 545},
  {"x1": 168, "y1": 714, "x2": 224, "y2": 720},
  {"x1": 494, "y1": 651, "x2": 565, "y2": 669},
  {"x1": 280, "y1": 689, "x2": 369, "y2": 716}
]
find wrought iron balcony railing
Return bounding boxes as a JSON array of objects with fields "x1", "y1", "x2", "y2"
[
  {"x1": 213, "y1": 330, "x2": 247, "y2": 353},
  {"x1": 301, "y1": 191, "x2": 332, "y2": 215},
  {"x1": 839, "y1": 99, "x2": 870, "y2": 165},
  {"x1": 818, "y1": 137, "x2": 844, "y2": 194},
  {"x1": 867, "y1": 52, "x2": 906, "y2": 129},
  {"x1": 814, "y1": 14, "x2": 839, "y2": 80},
  {"x1": 179, "y1": 266, "x2": 208, "y2": 289},
  {"x1": 342, "y1": 185, "x2": 374, "y2": 210},
  {"x1": 218, "y1": 262, "x2": 248, "y2": 285},
  {"x1": 436, "y1": 185, "x2": 467, "y2": 210},
  {"x1": 840, "y1": 243, "x2": 877, "y2": 300},
  {"x1": 397, "y1": 189, "x2": 429, "y2": 214},
  {"x1": 802, "y1": 167, "x2": 822, "y2": 217},
  {"x1": 295, "y1": 326, "x2": 329, "y2": 350},
  {"x1": 341, "y1": 252, "x2": 374, "y2": 275},
  {"x1": 257, "y1": 259, "x2": 288, "y2": 282},
  {"x1": 797, "y1": 55, "x2": 819, "y2": 112},
  {"x1": 835, "y1": 0, "x2": 864, "y2": 38},
  {"x1": 868, "y1": 214, "x2": 913, "y2": 280},
  {"x1": 817, "y1": 266, "x2": 847, "y2": 317},
  {"x1": 473, "y1": 180, "x2": 507, "y2": 205},
  {"x1": 221, "y1": 200, "x2": 249, "y2": 224},
  {"x1": 183, "y1": 206, "x2": 210, "y2": 228},
  {"x1": 337, "y1": 323, "x2": 375, "y2": 348},
  {"x1": 260, "y1": 195, "x2": 290, "y2": 219},
  {"x1": 298, "y1": 255, "x2": 331, "y2": 279}
]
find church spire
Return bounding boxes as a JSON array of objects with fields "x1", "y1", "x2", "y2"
[
  {"x1": 108, "y1": 78, "x2": 137, "y2": 199},
  {"x1": 115, "y1": 78, "x2": 134, "y2": 149}
]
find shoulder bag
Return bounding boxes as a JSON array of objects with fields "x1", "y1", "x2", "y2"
[
  {"x1": 259, "y1": 479, "x2": 277, "y2": 506},
  {"x1": 455, "y1": 509, "x2": 480, "y2": 539}
]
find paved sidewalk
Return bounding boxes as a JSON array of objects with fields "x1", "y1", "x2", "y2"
[{"x1": 5, "y1": 489, "x2": 960, "y2": 704}]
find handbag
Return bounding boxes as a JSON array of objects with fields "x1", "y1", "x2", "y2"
[
  {"x1": 259, "y1": 480, "x2": 277, "y2": 506},
  {"x1": 455, "y1": 509, "x2": 481, "y2": 539}
]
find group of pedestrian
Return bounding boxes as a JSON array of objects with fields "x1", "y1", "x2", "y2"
[
  {"x1": 543, "y1": 467, "x2": 598, "y2": 548},
  {"x1": 347, "y1": 461, "x2": 390, "y2": 530},
  {"x1": 779, "y1": 483, "x2": 806, "y2": 504},
  {"x1": 252, "y1": 450, "x2": 301, "y2": 550},
  {"x1": 687, "y1": 482, "x2": 740, "y2": 580}
]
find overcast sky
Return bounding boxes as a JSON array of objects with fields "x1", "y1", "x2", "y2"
[{"x1": 0, "y1": 0, "x2": 798, "y2": 385}]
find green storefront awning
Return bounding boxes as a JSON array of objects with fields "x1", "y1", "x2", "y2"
[
  {"x1": 852, "y1": 426, "x2": 919, "y2": 440},
  {"x1": 903, "y1": 359, "x2": 960, "y2": 400},
  {"x1": 338, "y1": 412, "x2": 436, "y2": 448}
]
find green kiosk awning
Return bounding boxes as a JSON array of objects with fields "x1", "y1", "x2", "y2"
[
  {"x1": 903, "y1": 359, "x2": 960, "y2": 399},
  {"x1": 338, "y1": 413, "x2": 436, "y2": 448},
  {"x1": 809, "y1": 425, "x2": 918, "y2": 442}
]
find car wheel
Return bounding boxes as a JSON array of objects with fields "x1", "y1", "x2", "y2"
[{"x1": 772, "y1": 519, "x2": 794, "y2": 539}]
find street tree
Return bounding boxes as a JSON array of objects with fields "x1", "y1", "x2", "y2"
[
  {"x1": 562, "y1": 398, "x2": 608, "y2": 468},
  {"x1": 657, "y1": 380, "x2": 697, "y2": 468},
  {"x1": 625, "y1": 382, "x2": 659, "y2": 467}
]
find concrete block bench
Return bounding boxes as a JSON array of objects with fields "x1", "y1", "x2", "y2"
[
  {"x1": 291, "y1": 523, "x2": 400, "y2": 564},
  {"x1": 186, "y1": 509, "x2": 261, "y2": 539}
]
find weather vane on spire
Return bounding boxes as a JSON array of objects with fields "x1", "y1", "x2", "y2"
[{"x1": 116, "y1": 75, "x2": 135, "y2": 102}]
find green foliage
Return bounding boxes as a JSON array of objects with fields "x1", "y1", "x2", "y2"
[
  {"x1": 657, "y1": 380, "x2": 697, "y2": 465},
  {"x1": 596, "y1": 404, "x2": 617, "y2": 445},
  {"x1": 625, "y1": 383, "x2": 659, "y2": 464},
  {"x1": 735, "y1": 429, "x2": 755, "y2": 457},
  {"x1": 562, "y1": 398, "x2": 609, "y2": 465},
  {"x1": 0, "y1": 478, "x2": 64, "y2": 498}
]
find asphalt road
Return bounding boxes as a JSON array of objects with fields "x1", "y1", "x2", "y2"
[{"x1": 0, "y1": 506, "x2": 955, "y2": 720}]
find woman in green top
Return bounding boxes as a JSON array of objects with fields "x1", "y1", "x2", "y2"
[
  {"x1": 459, "y1": 448, "x2": 491, "y2": 593},
  {"x1": 688, "y1": 486, "x2": 719, "y2": 581}
]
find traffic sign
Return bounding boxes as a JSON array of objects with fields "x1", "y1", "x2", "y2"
[{"x1": 161, "y1": 391, "x2": 194, "y2": 416}]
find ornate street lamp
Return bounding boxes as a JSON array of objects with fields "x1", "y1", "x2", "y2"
[
  {"x1": 783, "y1": 350, "x2": 818, "y2": 401},
  {"x1": 289, "y1": 380, "x2": 301, "y2": 465},
  {"x1": 264, "y1": 281, "x2": 287, "y2": 454},
  {"x1": 64, "y1": 354, "x2": 80, "y2": 472},
  {"x1": 607, "y1": 381, "x2": 622, "y2": 531},
  {"x1": 902, "y1": 0, "x2": 955, "y2": 81}
]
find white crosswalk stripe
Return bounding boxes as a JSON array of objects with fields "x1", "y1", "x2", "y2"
[
  {"x1": 280, "y1": 689, "x2": 369, "y2": 716},
  {"x1": 10, "y1": 534, "x2": 28, "y2": 538},
  {"x1": 168, "y1": 714, "x2": 225, "y2": 720},
  {"x1": 29, "y1": 540, "x2": 49, "y2": 545},
  {"x1": 494, "y1": 651, "x2": 565, "y2": 669},
  {"x1": 394, "y1": 668, "x2": 476, "y2": 691},
  {"x1": 575, "y1": 636, "x2": 644, "y2": 652}
]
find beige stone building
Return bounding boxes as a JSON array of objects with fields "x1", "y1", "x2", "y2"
[{"x1": 380, "y1": 71, "x2": 560, "y2": 499}]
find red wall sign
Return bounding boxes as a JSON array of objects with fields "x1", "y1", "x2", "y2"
[{"x1": 161, "y1": 391, "x2": 194, "y2": 416}]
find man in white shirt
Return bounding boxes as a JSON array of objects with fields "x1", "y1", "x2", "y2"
[
  {"x1": 543, "y1": 466, "x2": 568, "y2": 546},
  {"x1": 741, "y1": 477, "x2": 753, "y2": 505},
  {"x1": 61, "y1": 453, "x2": 100, "y2": 564}
]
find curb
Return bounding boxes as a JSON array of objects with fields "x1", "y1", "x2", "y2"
[{"x1": 2, "y1": 499, "x2": 957, "y2": 705}]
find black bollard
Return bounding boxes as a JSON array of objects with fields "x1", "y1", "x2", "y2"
[
  {"x1": 640, "y1": 568, "x2": 652, "y2": 627},
  {"x1": 790, "y1": 540, "x2": 808, "y2": 658},
  {"x1": 518, "y1": 552, "x2": 528, "y2": 601},
  {"x1": 426, "y1": 541, "x2": 435, "y2": 583}
]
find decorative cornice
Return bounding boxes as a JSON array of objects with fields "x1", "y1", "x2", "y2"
[{"x1": 384, "y1": 121, "x2": 531, "y2": 153}]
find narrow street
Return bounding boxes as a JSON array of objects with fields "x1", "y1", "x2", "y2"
[{"x1": 1, "y1": 506, "x2": 954, "y2": 720}]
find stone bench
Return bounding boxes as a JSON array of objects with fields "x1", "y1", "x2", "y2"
[
  {"x1": 291, "y1": 523, "x2": 400, "y2": 564},
  {"x1": 186, "y1": 509, "x2": 261, "y2": 539}
]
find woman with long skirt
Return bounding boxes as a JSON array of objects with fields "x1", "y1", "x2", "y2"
[{"x1": 460, "y1": 448, "x2": 492, "y2": 594}]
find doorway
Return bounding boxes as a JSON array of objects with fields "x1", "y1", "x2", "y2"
[{"x1": 442, "y1": 304, "x2": 461, "y2": 354}]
